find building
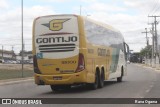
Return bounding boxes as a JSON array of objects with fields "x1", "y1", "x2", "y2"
[
  {"x1": 0, "y1": 50, "x2": 16, "y2": 62},
  {"x1": 16, "y1": 51, "x2": 33, "y2": 63}
]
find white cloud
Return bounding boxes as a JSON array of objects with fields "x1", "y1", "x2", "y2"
[
  {"x1": 0, "y1": 5, "x2": 55, "y2": 52},
  {"x1": 0, "y1": 5, "x2": 55, "y2": 36},
  {"x1": 124, "y1": 0, "x2": 160, "y2": 15},
  {"x1": 88, "y1": 10, "x2": 149, "y2": 37},
  {"x1": 36, "y1": 0, "x2": 72, "y2": 2},
  {"x1": 24, "y1": 5, "x2": 55, "y2": 20},
  {"x1": 0, "y1": 0, "x2": 9, "y2": 9},
  {"x1": 87, "y1": 3, "x2": 126, "y2": 12},
  {"x1": 39, "y1": 0, "x2": 97, "y2": 3},
  {"x1": 80, "y1": 0, "x2": 97, "y2": 3},
  {"x1": 124, "y1": 0, "x2": 142, "y2": 7}
]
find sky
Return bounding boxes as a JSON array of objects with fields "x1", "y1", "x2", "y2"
[{"x1": 0, "y1": 0, "x2": 160, "y2": 53}]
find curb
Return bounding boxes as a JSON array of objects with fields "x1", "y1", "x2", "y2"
[
  {"x1": 0, "y1": 77, "x2": 34, "y2": 86},
  {"x1": 134, "y1": 63, "x2": 160, "y2": 73}
]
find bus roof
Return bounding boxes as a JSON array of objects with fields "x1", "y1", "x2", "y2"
[
  {"x1": 83, "y1": 16, "x2": 121, "y2": 33},
  {"x1": 34, "y1": 14, "x2": 122, "y2": 36}
]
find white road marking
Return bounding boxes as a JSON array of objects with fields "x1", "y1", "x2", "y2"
[
  {"x1": 150, "y1": 85, "x2": 153, "y2": 88},
  {"x1": 0, "y1": 78, "x2": 34, "y2": 86},
  {"x1": 145, "y1": 89, "x2": 150, "y2": 93}
]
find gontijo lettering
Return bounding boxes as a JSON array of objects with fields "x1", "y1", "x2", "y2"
[{"x1": 36, "y1": 36, "x2": 77, "y2": 44}]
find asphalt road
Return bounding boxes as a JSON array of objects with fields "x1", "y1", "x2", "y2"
[{"x1": 0, "y1": 64, "x2": 160, "y2": 107}]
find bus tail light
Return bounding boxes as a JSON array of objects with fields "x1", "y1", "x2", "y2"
[{"x1": 75, "y1": 53, "x2": 85, "y2": 72}]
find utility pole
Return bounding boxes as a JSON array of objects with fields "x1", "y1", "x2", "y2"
[
  {"x1": 148, "y1": 15, "x2": 160, "y2": 68},
  {"x1": 21, "y1": 0, "x2": 24, "y2": 77},
  {"x1": 149, "y1": 23, "x2": 155, "y2": 67},
  {"x1": 142, "y1": 28, "x2": 149, "y2": 46},
  {"x1": 11, "y1": 45, "x2": 14, "y2": 59},
  {"x1": 1, "y1": 45, "x2": 3, "y2": 63},
  {"x1": 80, "y1": 5, "x2": 82, "y2": 15},
  {"x1": 148, "y1": 16, "x2": 160, "y2": 55},
  {"x1": 142, "y1": 28, "x2": 150, "y2": 64}
]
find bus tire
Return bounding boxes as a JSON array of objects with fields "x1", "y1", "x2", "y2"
[
  {"x1": 98, "y1": 70, "x2": 104, "y2": 88},
  {"x1": 89, "y1": 72, "x2": 98, "y2": 90},
  {"x1": 117, "y1": 67, "x2": 123, "y2": 82}
]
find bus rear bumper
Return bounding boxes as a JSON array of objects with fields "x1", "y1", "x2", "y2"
[{"x1": 34, "y1": 71, "x2": 87, "y2": 85}]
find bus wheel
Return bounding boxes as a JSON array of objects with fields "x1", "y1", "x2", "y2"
[
  {"x1": 117, "y1": 76, "x2": 122, "y2": 82},
  {"x1": 89, "y1": 72, "x2": 98, "y2": 90},
  {"x1": 117, "y1": 67, "x2": 123, "y2": 82},
  {"x1": 98, "y1": 71, "x2": 104, "y2": 88}
]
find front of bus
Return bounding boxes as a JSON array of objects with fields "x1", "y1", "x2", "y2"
[{"x1": 32, "y1": 14, "x2": 87, "y2": 86}]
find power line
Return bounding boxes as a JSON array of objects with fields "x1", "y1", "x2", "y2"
[
  {"x1": 149, "y1": 0, "x2": 159, "y2": 15},
  {"x1": 153, "y1": 5, "x2": 160, "y2": 15}
]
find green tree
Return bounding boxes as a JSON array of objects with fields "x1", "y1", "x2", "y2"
[{"x1": 140, "y1": 45, "x2": 152, "y2": 58}]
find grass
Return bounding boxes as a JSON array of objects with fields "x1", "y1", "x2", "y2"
[{"x1": 0, "y1": 69, "x2": 34, "y2": 80}]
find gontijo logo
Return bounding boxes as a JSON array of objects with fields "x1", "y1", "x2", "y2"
[{"x1": 42, "y1": 19, "x2": 70, "y2": 31}]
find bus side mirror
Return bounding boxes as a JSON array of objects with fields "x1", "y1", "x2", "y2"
[{"x1": 124, "y1": 42, "x2": 130, "y2": 61}]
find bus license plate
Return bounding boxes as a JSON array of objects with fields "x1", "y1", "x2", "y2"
[{"x1": 53, "y1": 76, "x2": 62, "y2": 80}]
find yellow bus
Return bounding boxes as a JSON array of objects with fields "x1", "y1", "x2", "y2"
[{"x1": 32, "y1": 14, "x2": 129, "y2": 91}]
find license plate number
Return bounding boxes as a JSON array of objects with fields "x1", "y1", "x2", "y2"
[{"x1": 53, "y1": 76, "x2": 62, "y2": 80}]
